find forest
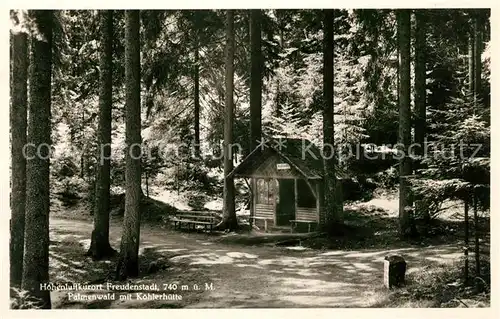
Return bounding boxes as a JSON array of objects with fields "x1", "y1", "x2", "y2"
[{"x1": 9, "y1": 9, "x2": 490, "y2": 309}]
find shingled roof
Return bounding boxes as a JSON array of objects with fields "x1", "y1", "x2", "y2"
[{"x1": 227, "y1": 137, "x2": 324, "y2": 180}]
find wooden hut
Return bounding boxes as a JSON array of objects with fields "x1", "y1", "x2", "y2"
[{"x1": 228, "y1": 138, "x2": 323, "y2": 233}]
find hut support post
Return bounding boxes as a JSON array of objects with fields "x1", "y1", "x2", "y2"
[
  {"x1": 251, "y1": 178, "x2": 256, "y2": 228},
  {"x1": 316, "y1": 181, "x2": 321, "y2": 223},
  {"x1": 273, "y1": 179, "x2": 277, "y2": 229},
  {"x1": 294, "y1": 178, "x2": 298, "y2": 219},
  {"x1": 292, "y1": 178, "x2": 298, "y2": 233}
]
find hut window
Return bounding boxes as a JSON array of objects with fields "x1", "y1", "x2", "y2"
[
  {"x1": 297, "y1": 179, "x2": 316, "y2": 208},
  {"x1": 256, "y1": 179, "x2": 274, "y2": 205}
]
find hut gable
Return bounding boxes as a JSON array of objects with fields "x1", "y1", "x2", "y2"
[{"x1": 228, "y1": 138, "x2": 323, "y2": 180}]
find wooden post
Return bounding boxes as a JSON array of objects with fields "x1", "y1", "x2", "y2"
[
  {"x1": 294, "y1": 178, "x2": 298, "y2": 221},
  {"x1": 316, "y1": 181, "x2": 321, "y2": 222},
  {"x1": 254, "y1": 179, "x2": 259, "y2": 229},
  {"x1": 273, "y1": 179, "x2": 277, "y2": 227},
  {"x1": 250, "y1": 178, "x2": 255, "y2": 228}
]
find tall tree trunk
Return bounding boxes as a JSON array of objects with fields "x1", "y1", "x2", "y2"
[
  {"x1": 88, "y1": 10, "x2": 116, "y2": 260},
  {"x1": 397, "y1": 10, "x2": 414, "y2": 238},
  {"x1": 22, "y1": 10, "x2": 52, "y2": 309},
  {"x1": 10, "y1": 30, "x2": 28, "y2": 288},
  {"x1": 193, "y1": 23, "x2": 201, "y2": 158},
  {"x1": 465, "y1": 27, "x2": 474, "y2": 285},
  {"x1": 145, "y1": 170, "x2": 149, "y2": 198},
  {"x1": 275, "y1": 88, "x2": 281, "y2": 117},
  {"x1": 249, "y1": 9, "x2": 262, "y2": 151},
  {"x1": 115, "y1": 10, "x2": 142, "y2": 280},
  {"x1": 322, "y1": 9, "x2": 342, "y2": 229},
  {"x1": 472, "y1": 15, "x2": 483, "y2": 279},
  {"x1": 221, "y1": 10, "x2": 237, "y2": 230},
  {"x1": 468, "y1": 32, "x2": 474, "y2": 94},
  {"x1": 80, "y1": 109, "x2": 86, "y2": 179},
  {"x1": 473, "y1": 190, "x2": 480, "y2": 277},
  {"x1": 473, "y1": 16, "x2": 482, "y2": 108},
  {"x1": 275, "y1": 20, "x2": 283, "y2": 118},
  {"x1": 413, "y1": 10, "x2": 428, "y2": 223},
  {"x1": 464, "y1": 196, "x2": 469, "y2": 283}
]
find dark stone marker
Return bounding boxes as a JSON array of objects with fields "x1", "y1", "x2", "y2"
[{"x1": 383, "y1": 255, "x2": 406, "y2": 289}]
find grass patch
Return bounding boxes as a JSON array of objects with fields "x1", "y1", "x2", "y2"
[
  {"x1": 299, "y1": 204, "x2": 489, "y2": 251},
  {"x1": 51, "y1": 193, "x2": 178, "y2": 224}
]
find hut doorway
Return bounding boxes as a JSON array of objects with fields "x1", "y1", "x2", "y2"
[{"x1": 276, "y1": 179, "x2": 295, "y2": 226}]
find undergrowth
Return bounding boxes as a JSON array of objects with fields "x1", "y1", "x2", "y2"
[{"x1": 372, "y1": 257, "x2": 490, "y2": 307}]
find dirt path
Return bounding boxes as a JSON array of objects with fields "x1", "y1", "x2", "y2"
[{"x1": 49, "y1": 217, "x2": 463, "y2": 308}]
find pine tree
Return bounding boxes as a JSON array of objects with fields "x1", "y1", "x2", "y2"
[
  {"x1": 10, "y1": 18, "x2": 28, "y2": 288},
  {"x1": 193, "y1": 12, "x2": 201, "y2": 158},
  {"x1": 397, "y1": 9, "x2": 415, "y2": 238},
  {"x1": 473, "y1": 15, "x2": 482, "y2": 108},
  {"x1": 413, "y1": 10, "x2": 429, "y2": 223},
  {"x1": 88, "y1": 10, "x2": 116, "y2": 260},
  {"x1": 412, "y1": 11, "x2": 490, "y2": 263},
  {"x1": 414, "y1": 10, "x2": 426, "y2": 167},
  {"x1": 250, "y1": 9, "x2": 262, "y2": 151},
  {"x1": 472, "y1": 12, "x2": 484, "y2": 278},
  {"x1": 468, "y1": 32, "x2": 474, "y2": 93},
  {"x1": 22, "y1": 10, "x2": 53, "y2": 308},
  {"x1": 221, "y1": 10, "x2": 238, "y2": 231},
  {"x1": 463, "y1": 20, "x2": 474, "y2": 283},
  {"x1": 322, "y1": 9, "x2": 343, "y2": 228},
  {"x1": 115, "y1": 10, "x2": 142, "y2": 280}
]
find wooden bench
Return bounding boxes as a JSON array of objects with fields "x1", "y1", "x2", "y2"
[
  {"x1": 170, "y1": 211, "x2": 220, "y2": 232},
  {"x1": 249, "y1": 216, "x2": 274, "y2": 232},
  {"x1": 290, "y1": 220, "x2": 317, "y2": 233}
]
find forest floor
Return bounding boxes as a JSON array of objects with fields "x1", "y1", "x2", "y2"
[
  {"x1": 48, "y1": 215, "x2": 476, "y2": 308},
  {"x1": 45, "y1": 190, "x2": 489, "y2": 308}
]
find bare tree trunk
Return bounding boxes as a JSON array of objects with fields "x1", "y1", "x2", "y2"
[
  {"x1": 176, "y1": 164, "x2": 180, "y2": 195},
  {"x1": 275, "y1": 15, "x2": 285, "y2": 117},
  {"x1": 10, "y1": 29, "x2": 28, "y2": 288},
  {"x1": 22, "y1": 10, "x2": 53, "y2": 309},
  {"x1": 397, "y1": 9, "x2": 415, "y2": 238},
  {"x1": 249, "y1": 9, "x2": 262, "y2": 151},
  {"x1": 221, "y1": 10, "x2": 237, "y2": 230},
  {"x1": 468, "y1": 32, "x2": 474, "y2": 94},
  {"x1": 145, "y1": 170, "x2": 149, "y2": 198},
  {"x1": 472, "y1": 16, "x2": 483, "y2": 279},
  {"x1": 322, "y1": 9, "x2": 343, "y2": 229},
  {"x1": 413, "y1": 10, "x2": 428, "y2": 224},
  {"x1": 80, "y1": 113, "x2": 85, "y2": 179},
  {"x1": 88, "y1": 10, "x2": 116, "y2": 260},
  {"x1": 473, "y1": 190, "x2": 480, "y2": 277},
  {"x1": 115, "y1": 10, "x2": 142, "y2": 280},
  {"x1": 194, "y1": 23, "x2": 201, "y2": 158},
  {"x1": 464, "y1": 28, "x2": 474, "y2": 286},
  {"x1": 473, "y1": 16, "x2": 482, "y2": 108},
  {"x1": 248, "y1": 10, "x2": 262, "y2": 224},
  {"x1": 464, "y1": 196, "x2": 469, "y2": 283}
]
